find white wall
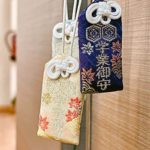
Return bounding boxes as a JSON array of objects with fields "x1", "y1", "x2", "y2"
[
  {"x1": 11, "y1": 0, "x2": 18, "y2": 30},
  {"x1": 10, "y1": 0, "x2": 17, "y2": 102},
  {"x1": 0, "y1": 0, "x2": 11, "y2": 105}
]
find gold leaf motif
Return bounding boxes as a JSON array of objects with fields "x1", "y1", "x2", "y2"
[{"x1": 42, "y1": 93, "x2": 52, "y2": 104}]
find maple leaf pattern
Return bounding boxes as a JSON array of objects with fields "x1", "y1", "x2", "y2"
[
  {"x1": 42, "y1": 93, "x2": 51, "y2": 104},
  {"x1": 39, "y1": 116, "x2": 49, "y2": 131},
  {"x1": 66, "y1": 97, "x2": 82, "y2": 122},
  {"x1": 66, "y1": 110, "x2": 79, "y2": 122},
  {"x1": 81, "y1": 42, "x2": 94, "y2": 55},
  {"x1": 111, "y1": 54, "x2": 122, "y2": 79},
  {"x1": 111, "y1": 41, "x2": 122, "y2": 53},
  {"x1": 81, "y1": 68, "x2": 95, "y2": 93},
  {"x1": 81, "y1": 68, "x2": 95, "y2": 85},
  {"x1": 69, "y1": 97, "x2": 81, "y2": 110}
]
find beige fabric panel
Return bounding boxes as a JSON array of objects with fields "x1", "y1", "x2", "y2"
[
  {"x1": 92, "y1": 0, "x2": 150, "y2": 150},
  {"x1": 17, "y1": 0, "x2": 63, "y2": 150}
]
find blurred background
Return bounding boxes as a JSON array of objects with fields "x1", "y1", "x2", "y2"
[
  {"x1": 0, "y1": 0, "x2": 17, "y2": 149},
  {"x1": 0, "y1": 0, "x2": 150, "y2": 150}
]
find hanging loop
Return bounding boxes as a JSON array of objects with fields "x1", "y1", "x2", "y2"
[
  {"x1": 53, "y1": 21, "x2": 78, "y2": 44},
  {"x1": 86, "y1": 0, "x2": 121, "y2": 25},
  {"x1": 48, "y1": 0, "x2": 82, "y2": 80},
  {"x1": 53, "y1": 0, "x2": 79, "y2": 44}
]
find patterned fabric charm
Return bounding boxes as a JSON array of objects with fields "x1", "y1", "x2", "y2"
[
  {"x1": 78, "y1": 0, "x2": 123, "y2": 94},
  {"x1": 38, "y1": 0, "x2": 84, "y2": 145},
  {"x1": 37, "y1": 56, "x2": 84, "y2": 145}
]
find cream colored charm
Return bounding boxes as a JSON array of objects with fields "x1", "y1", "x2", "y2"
[
  {"x1": 38, "y1": 55, "x2": 84, "y2": 145},
  {"x1": 47, "y1": 55, "x2": 79, "y2": 80},
  {"x1": 86, "y1": 0, "x2": 121, "y2": 25},
  {"x1": 38, "y1": 0, "x2": 83, "y2": 145}
]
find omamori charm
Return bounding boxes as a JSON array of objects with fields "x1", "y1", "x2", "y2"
[
  {"x1": 78, "y1": 0, "x2": 123, "y2": 94},
  {"x1": 38, "y1": 0, "x2": 84, "y2": 145}
]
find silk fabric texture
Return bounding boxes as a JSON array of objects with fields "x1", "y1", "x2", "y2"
[
  {"x1": 37, "y1": 24, "x2": 84, "y2": 145},
  {"x1": 78, "y1": 0, "x2": 123, "y2": 94}
]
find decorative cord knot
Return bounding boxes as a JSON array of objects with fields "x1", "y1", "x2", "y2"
[
  {"x1": 47, "y1": 56, "x2": 79, "y2": 79},
  {"x1": 97, "y1": 2, "x2": 111, "y2": 16},
  {"x1": 53, "y1": 21, "x2": 78, "y2": 44},
  {"x1": 86, "y1": 0, "x2": 121, "y2": 25},
  {"x1": 56, "y1": 61, "x2": 68, "y2": 72}
]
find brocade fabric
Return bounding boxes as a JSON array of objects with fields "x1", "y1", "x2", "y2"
[
  {"x1": 38, "y1": 27, "x2": 84, "y2": 145},
  {"x1": 78, "y1": 0, "x2": 123, "y2": 94}
]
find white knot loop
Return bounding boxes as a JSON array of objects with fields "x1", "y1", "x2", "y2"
[
  {"x1": 97, "y1": 2, "x2": 111, "y2": 16},
  {"x1": 53, "y1": 21, "x2": 78, "y2": 44},
  {"x1": 86, "y1": 0, "x2": 121, "y2": 25},
  {"x1": 56, "y1": 62, "x2": 67, "y2": 71},
  {"x1": 47, "y1": 56, "x2": 79, "y2": 80}
]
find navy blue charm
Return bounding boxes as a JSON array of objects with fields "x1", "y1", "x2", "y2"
[{"x1": 78, "y1": 0, "x2": 123, "y2": 94}]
